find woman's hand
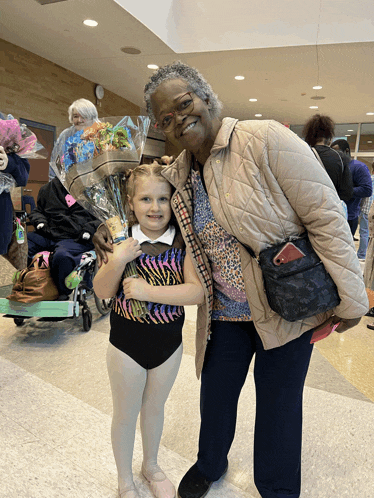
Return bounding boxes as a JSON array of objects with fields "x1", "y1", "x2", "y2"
[
  {"x1": 0, "y1": 146, "x2": 9, "y2": 171},
  {"x1": 312, "y1": 315, "x2": 361, "y2": 337},
  {"x1": 122, "y1": 276, "x2": 152, "y2": 301},
  {"x1": 334, "y1": 316, "x2": 361, "y2": 333},
  {"x1": 92, "y1": 224, "x2": 113, "y2": 267},
  {"x1": 112, "y1": 237, "x2": 142, "y2": 266}
]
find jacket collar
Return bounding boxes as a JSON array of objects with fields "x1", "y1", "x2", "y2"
[
  {"x1": 162, "y1": 117, "x2": 239, "y2": 190},
  {"x1": 210, "y1": 117, "x2": 238, "y2": 154}
]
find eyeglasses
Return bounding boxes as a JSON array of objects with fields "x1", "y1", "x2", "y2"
[{"x1": 155, "y1": 92, "x2": 194, "y2": 133}]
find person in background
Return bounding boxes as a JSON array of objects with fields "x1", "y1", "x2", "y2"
[
  {"x1": 27, "y1": 177, "x2": 100, "y2": 298},
  {"x1": 356, "y1": 160, "x2": 374, "y2": 261},
  {"x1": 331, "y1": 139, "x2": 372, "y2": 237},
  {"x1": 363, "y1": 161, "x2": 374, "y2": 324},
  {"x1": 48, "y1": 98, "x2": 98, "y2": 180},
  {"x1": 0, "y1": 146, "x2": 30, "y2": 256},
  {"x1": 303, "y1": 114, "x2": 353, "y2": 208}
]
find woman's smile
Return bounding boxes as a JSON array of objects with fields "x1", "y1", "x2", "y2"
[{"x1": 181, "y1": 121, "x2": 197, "y2": 136}]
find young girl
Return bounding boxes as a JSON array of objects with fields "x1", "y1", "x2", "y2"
[{"x1": 93, "y1": 163, "x2": 204, "y2": 498}]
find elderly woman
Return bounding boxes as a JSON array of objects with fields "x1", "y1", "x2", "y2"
[
  {"x1": 49, "y1": 98, "x2": 98, "y2": 180},
  {"x1": 94, "y1": 61, "x2": 367, "y2": 498}
]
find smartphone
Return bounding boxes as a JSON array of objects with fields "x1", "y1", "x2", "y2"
[
  {"x1": 273, "y1": 242, "x2": 306, "y2": 266},
  {"x1": 310, "y1": 320, "x2": 340, "y2": 343}
]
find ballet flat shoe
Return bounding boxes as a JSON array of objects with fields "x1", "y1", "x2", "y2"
[
  {"x1": 142, "y1": 466, "x2": 176, "y2": 498},
  {"x1": 118, "y1": 485, "x2": 140, "y2": 498}
]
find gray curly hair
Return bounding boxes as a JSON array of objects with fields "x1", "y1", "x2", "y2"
[{"x1": 144, "y1": 61, "x2": 223, "y2": 126}]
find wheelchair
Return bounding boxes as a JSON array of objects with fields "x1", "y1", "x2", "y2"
[{"x1": 0, "y1": 249, "x2": 113, "y2": 332}]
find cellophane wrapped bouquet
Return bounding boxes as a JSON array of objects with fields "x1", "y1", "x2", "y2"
[
  {"x1": 0, "y1": 112, "x2": 48, "y2": 194},
  {"x1": 0, "y1": 173, "x2": 16, "y2": 195},
  {"x1": 52, "y1": 116, "x2": 150, "y2": 317}
]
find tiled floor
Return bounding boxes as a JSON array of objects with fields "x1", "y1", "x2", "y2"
[{"x1": 0, "y1": 260, "x2": 374, "y2": 497}]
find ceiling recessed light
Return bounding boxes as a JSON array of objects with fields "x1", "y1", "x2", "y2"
[
  {"x1": 147, "y1": 64, "x2": 159, "y2": 70},
  {"x1": 235, "y1": 75, "x2": 245, "y2": 80},
  {"x1": 347, "y1": 129, "x2": 354, "y2": 132},
  {"x1": 249, "y1": 99, "x2": 258, "y2": 102},
  {"x1": 255, "y1": 114, "x2": 262, "y2": 117},
  {"x1": 313, "y1": 85, "x2": 323, "y2": 90},
  {"x1": 368, "y1": 141, "x2": 373, "y2": 144},
  {"x1": 367, "y1": 112, "x2": 374, "y2": 116},
  {"x1": 121, "y1": 47, "x2": 141, "y2": 55},
  {"x1": 345, "y1": 134, "x2": 351, "y2": 137},
  {"x1": 309, "y1": 106, "x2": 318, "y2": 109},
  {"x1": 83, "y1": 19, "x2": 98, "y2": 27}
]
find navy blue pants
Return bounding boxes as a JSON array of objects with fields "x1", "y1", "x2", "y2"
[
  {"x1": 197, "y1": 320, "x2": 314, "y2": 498},
  {"x1": 27, "y1": 233, "x2": 93, "y2": 295}
]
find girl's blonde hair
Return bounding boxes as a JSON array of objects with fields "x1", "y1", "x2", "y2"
[{"x1": 123, "y1": 161, "x2": 172, "y2": 227}]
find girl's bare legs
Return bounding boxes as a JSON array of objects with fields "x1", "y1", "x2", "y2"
[
  {"x1": 107, "y1": 342, "x2": 183, "y2": 498},
  {"x1": 107, "y1": 342, "x2": 146, "y2": 497},
  {"x1": 141, "y1": 344, "x2": 183, "y2": 472}
]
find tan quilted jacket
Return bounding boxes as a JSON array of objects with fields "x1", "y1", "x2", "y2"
[{"x1": 163, "y1": 118, "x2": 368, "y2": 378}]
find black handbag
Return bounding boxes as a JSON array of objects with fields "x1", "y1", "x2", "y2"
[{"x1": 246, "y1": 233, "x2": 340, "y2": 322}]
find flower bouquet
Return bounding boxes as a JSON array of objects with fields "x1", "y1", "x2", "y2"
[
  {"x1": 0, "y1": 112, "x2": 48, "y2": 195},
  {"x1": 51, "y1": 115, "x2": 150, "y2": 317},
  {"x1": 0, "y1": 113, "x2": 48, "y2": 159}
]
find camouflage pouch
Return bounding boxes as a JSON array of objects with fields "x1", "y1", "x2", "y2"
[{"x1": 258, "y1": 233, "x2": 340, "y2": 322}]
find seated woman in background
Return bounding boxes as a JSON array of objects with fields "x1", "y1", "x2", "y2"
[
  {"x1": 48, "y1": 98, "x2": 98, "y2": 180},
  {"x1": 27, "y1": 176, "x2": 100, "y2": 299}
]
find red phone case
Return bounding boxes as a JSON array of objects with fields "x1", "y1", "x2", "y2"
[
  {"x1": 273, "y1": 242, "x2": 306, "y2": 266},
  {"x1": 310, "y1": 321, "x2": 340, "y2": 343}
]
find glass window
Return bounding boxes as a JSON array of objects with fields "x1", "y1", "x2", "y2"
[
  {"x1": 333, "y1": 123, "x2": 358, "y2": 152},
  {"x1": 290, "y1": 122, "x2": 359, "y2": 151},
  {"x1": 359, "y1": 123, "x2": 374, "y2": 153}
]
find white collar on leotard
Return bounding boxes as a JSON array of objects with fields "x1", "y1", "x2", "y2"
[{"x1": 131, "y1": 224, "x2": 176, "y2": 245}]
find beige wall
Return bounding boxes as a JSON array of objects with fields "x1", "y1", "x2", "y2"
[{"x1": 0, "y1": 38, "x2": 140, "y2": 137}]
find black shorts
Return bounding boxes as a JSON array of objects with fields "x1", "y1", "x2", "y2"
[{"x1": 109, "y1": 311, "x2": 184, "y2": 370}]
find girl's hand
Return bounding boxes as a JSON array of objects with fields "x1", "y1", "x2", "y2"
[
  {"x1": 122, "y1": 276, "x2": 152, "y2": 301},
  {"x1": 112, "y1": 237, "x2": 142, "y2": 265}
]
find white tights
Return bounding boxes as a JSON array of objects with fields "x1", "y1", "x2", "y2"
[{"x1": 106, "y1": 341, "x2": 183, "y2": 491}]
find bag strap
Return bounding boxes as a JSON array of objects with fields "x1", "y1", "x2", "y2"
[
  {"x1": 311, "y1": 147, "x2": 326, "y2": 170},
  {"x1": 332, "y1": 148, "x2": 345, "y2": 173}
]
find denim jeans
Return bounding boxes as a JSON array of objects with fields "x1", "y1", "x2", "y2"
[{"x1": 357, "y1": 212, "x2": 369, "y2": 259}]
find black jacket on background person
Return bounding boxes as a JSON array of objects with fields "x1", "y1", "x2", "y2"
[
  {"x1": 314, "y1": 145, "x2": 353, "y2": 203},
  {"x1": 28, "y1": 177, "x2": 100, "y2": 241},
  {"x1": 0, "y1": 153, "x2": 30, "y2": 255}
]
